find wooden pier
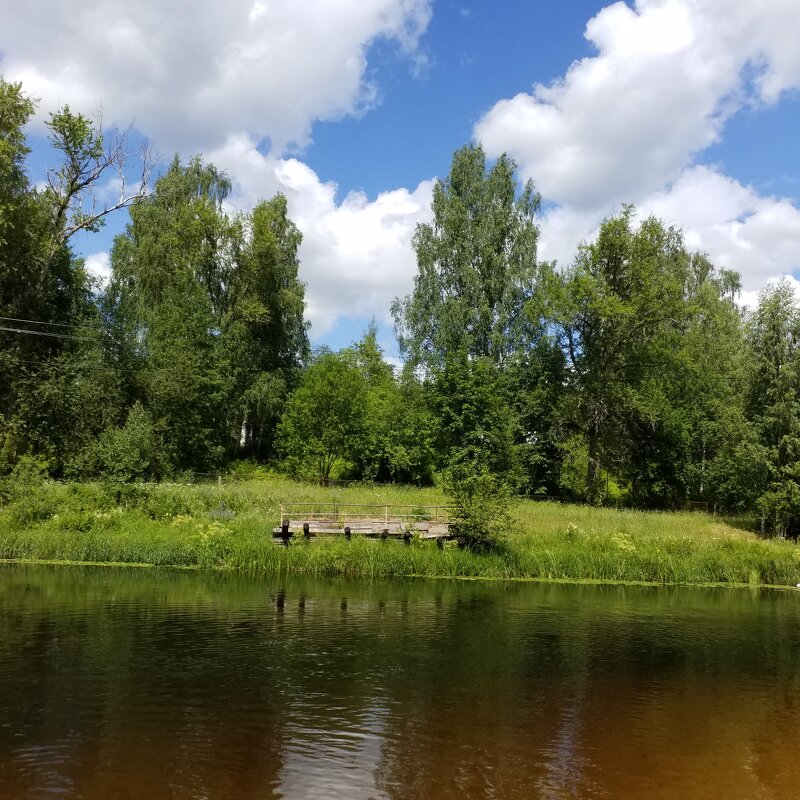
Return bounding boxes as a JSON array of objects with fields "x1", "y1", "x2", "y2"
[{"x1": 273, "y1": 503, "x2": 457, "y2": 545}]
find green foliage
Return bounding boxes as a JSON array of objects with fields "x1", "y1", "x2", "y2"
[
  {"x1": 1, "y1": 476, "x2": 798, "y2": 587},
  {"x1": 393, "y1": 143, "x2": 542, "y2": 369},
  {"x1": 0, "y1": 456, "x2": 53, "y2": 525},
  {"x1": 278, "y1": 351, "x2": 368, "y2": 480},
  {"x1": 346, "y1": 323, "x2": 437, "y2": 483},
  {"x1": 89, "y1": 403, "x2": 160, "y2": 482},
  {"x1": 107, "y1": 156, "x2": 308, "y2": 472},
  {"x1": 445, "y1": 463, "x2": 513, "y2": 551},
  {"x1": 431, "y1": 354, "x2": 521, "y2": 485},
  {"x1": 545, "y1": 208, "x2": 744, "y2": 506},
  {"x1": 744, "y1": 280, "x2": 800, "y2": 536}
]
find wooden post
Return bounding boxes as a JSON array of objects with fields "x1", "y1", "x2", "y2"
[
  {"x1": 344, "y1": 526, "x2": 351, "y2": 541},
  {"x1": 303, "y1": 521, "x2": 311, "y2": 540}
]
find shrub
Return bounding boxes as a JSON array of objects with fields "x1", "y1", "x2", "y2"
[{"x1": 445, "y1": 465, "x2": 512, "y2": 551}]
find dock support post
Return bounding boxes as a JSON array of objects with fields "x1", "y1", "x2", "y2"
[
  {"x1": 344, "y1": 526, "x2": 351, "y2": 541},
  {"x1": 303, "y1": 522, "x2": 311, "y2": 540}
]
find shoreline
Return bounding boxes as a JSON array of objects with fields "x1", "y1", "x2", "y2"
[
  {"x1": 2, "y1": 556, "x2": 799, "y2": 593},
  {"x1": 2, "y1": 477, "x2": 799, "y2": 589}
]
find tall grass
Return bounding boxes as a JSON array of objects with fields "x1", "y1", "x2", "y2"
[{"x1": 1, "y1": 478, "x2": 799, "y2": 587}]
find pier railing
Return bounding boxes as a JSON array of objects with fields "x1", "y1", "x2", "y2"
[{"x1": 278, "y1": 503, "x2": 456, "y2": 526}]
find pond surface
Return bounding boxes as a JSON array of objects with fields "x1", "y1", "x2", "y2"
[{"x1": 0, "y1": 565, "x2": 798, "y2": 799}]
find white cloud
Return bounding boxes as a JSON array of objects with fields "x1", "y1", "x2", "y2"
[
  {"x1": 739, "y1": 276, "x2": 800, "y2": 312},
  {"x1": 209, "y1": 136, "x2": 433, "y2": 336},
  {"x1": 537, "y1": 167, "x2": 800, "y2": 290},
  {"x1": 643, "y1": 166, "x2": 800, "y2": 289},
  {"x1": 476, "y1": 0, "x2": 800, "y2": 291},
  {"x1": 84, "y1": 251, "x2": 111, "y2": 286},
  {"x1": 0, "y1": 0, "x2": 431, "y2": 154},
  {"x1": 476, "y1": 0, "x2": 800, "y2": 208}
]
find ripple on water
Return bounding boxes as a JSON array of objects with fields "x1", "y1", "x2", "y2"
[{"x1": 1, "y1": 566, "x2": 800, "y2": 800}]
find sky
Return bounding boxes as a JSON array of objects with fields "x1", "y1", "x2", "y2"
[{"x1": 2, "y1": 0, "x2": 799, "y2": 357}]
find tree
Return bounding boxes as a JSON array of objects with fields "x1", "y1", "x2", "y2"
[
  {"x1": 345, "y1": 323, "x2": 436, "y2": 483},
  {"x1": 108, "y1": 156, "x2": 308, "y2": 471},
  {"x1": 391, "y1": 143, "x2": 543, "y2": 496},
  {"x1": 546, "y1": 209, "x2": 739, "y2": 505},
  {"x1": 223, "y1": 194, "x2": 309, "y2": 459},
  {"x1": 278, "y1": 351, "x2": 367, "y2": 481},
  {"x1": 1, "y1": 79, "x2": 146, "y2": 473},
  {"x1": 744, "y1": 280, "x2": 800, "y2": 535},
  {"x1": 108, "y1": 157, "x2": 233, "y2": 471},
  {"x1": 392, "y1": 143, "x2": 542, "y2": 370},
  {"x1": 42, "y1": 107, "x2": 153, "y2": 258}
]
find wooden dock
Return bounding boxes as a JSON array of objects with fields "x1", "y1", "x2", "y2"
[{"x1": 273, "y1": 503, "x2": 457, "y2": 544}]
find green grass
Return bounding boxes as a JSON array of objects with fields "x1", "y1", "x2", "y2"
[{"x1": 1, "y1": 477, "x2": 799, "y2": 587}]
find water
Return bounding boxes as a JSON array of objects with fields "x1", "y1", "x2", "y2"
[{"x1": 0, "y1": 565, "x2": 798, "y2": 799}]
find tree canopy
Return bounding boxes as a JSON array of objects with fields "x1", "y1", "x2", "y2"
[{"x1": 3, "y1": 73, "x2": 799, "y2": 537}]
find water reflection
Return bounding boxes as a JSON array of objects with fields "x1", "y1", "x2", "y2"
[{"x1": 0, "y1": 566, "x2": 798, "y2": 799}]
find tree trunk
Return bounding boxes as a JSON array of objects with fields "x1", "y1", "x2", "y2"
[{"x1": 586, "y1": 425, "x2": 600, "y2": 504}]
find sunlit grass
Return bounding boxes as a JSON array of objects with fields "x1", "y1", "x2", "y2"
[{"x1": 1, "y1": 476, "x2": 798, "y2": 587}]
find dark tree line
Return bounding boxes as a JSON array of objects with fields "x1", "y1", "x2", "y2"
[{"x1": 3, "y1": 79, "x2": 800, "y2": 534}]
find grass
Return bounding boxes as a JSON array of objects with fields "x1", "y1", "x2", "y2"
[{"x1": 1, "y1": 476, "x2": 799, "y2": 587}]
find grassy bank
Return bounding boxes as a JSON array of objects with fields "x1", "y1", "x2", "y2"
[{"x1": 1, "y1": 477, "x2": 799, "y2": 587}]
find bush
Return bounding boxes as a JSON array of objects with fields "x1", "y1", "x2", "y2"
[
  {"x1": 0, "y1": 456, "x2": 55, "y2": 525},
  {"x1": 445, "y1": 465, "x2": 513, "y2": 551},
  {"x1": 73, "y1": 403, "x2": 164, "y2": 483}
]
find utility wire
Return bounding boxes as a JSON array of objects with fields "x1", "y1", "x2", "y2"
[
  {"x1": 0, "y1": 325, "x2": 95, "y2": 341},
  {"x1": 0, "y1": 315, "x2": 102, "y2": 332},
  {"x1": 4, "y1": 354, "x2": 301, "y2": 374}
]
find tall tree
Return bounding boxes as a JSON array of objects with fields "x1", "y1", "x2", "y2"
[
  {"x1": 744, "y1": 280, "x2": 800, "y2": 535},
  {"x1": 108, "y1": 156, "x2": 308, "y2": 471},
  {"x1": 223, "y1": 194, "x2": 309, "y2": 459},
  {"x1": 546, "y1": 209, "x2": 740, "y2": 504},
  {"x1": 1, "y1": 79, "x2": 145, "y2": 473},
  {"x1": 392, "y1": 143, "x2": 542, "y2": 370}
]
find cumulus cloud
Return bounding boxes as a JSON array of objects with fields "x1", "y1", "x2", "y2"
[
  {"x1": 476, "y1": 0, "x2": 800, "y2": 208},
  {"x1": 643, "y1": 166, "x2": 800, "y2": 289},
  {"x1": 476, "y1": 0, "x2": 800, "y2": 290},
  {"x1": 0, "y1": 0, "x2": 434, "y2": 335},
  {"x1": 537, "y1": 166, "x2": 800, "y2": 293},
  {"x1": 0, "y1": 0, "x2": 431, "y2": 154},
  {"x1": 209, "y1": 136, "x2": 433, "y2": 335},
  {"x1": 84, "y1": 251, "x2": 111, "y2": 286}
]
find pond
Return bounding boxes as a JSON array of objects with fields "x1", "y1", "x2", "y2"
[{"x1": 0, "y1": 565, "x2": 798, "y2": 799}]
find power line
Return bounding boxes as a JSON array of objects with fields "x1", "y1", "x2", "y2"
[
  {"x1": 4, "y1": 354, "x2": 303, "y2": 375},
  {"x1": 0, "y1": 325, "x2": 94, "y2": 341},
  {"x1": 9, "y1": 357, "x2": 142, "y2": 374},
  {"x1": 0, "y1": 315, "x2": 102, "y2": 332}
]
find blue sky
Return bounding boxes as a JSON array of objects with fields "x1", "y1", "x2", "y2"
[{"x1": 2, "y1": 0, "x2": 799, "y2": 358}]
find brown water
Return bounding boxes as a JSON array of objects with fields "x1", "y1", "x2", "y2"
[{"x1": 0, "y1": 565, "x2": 798, "y2": 799}]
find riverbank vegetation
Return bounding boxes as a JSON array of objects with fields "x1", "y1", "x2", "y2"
[
  {"x1": 1, "y1": 475, "x2": 798, "y2": 587},
  {"x1": 5, "y1": 77, "x2": 800, "y2": 545}
]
